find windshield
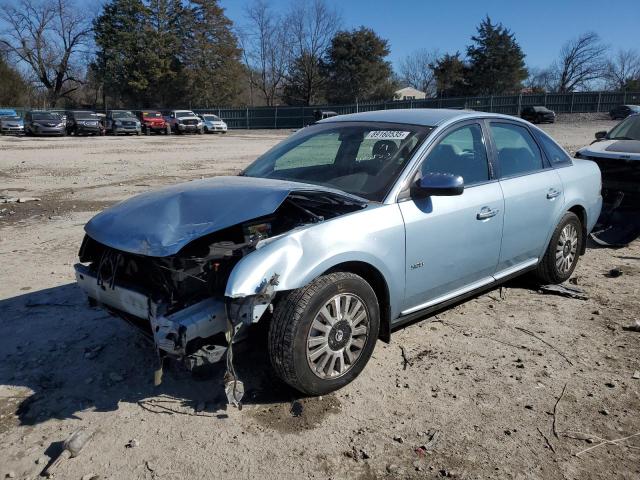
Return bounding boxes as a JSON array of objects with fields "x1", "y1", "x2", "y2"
[
  {"x1": 243, "y1": 122, "x2": 431, "y2": 201},
  {"x1": 176, "y1": 111, "x2": 196, "y2": 117},
  {"x1": 112, "y1": 111, "x2": 134, "y2": 118},
  {"x1": 203, "y1": 115, "x2": 221, "y2": 121},
  {"x1": 2, "y1": 116, "x2": 21, "y2": 121},
  {"x1": 533, "y1": 107, "x2": 549, "y2": 112},
  {"x1": 143, "y1": 111, "x2": 162, "y2": 118},
  {"x1": 608, "y1": 115, "x2": 640, "y2": 141}
]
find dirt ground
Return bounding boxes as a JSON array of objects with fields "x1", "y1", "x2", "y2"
[{"x1": 0, "y1": 115, "x2": 638, "y2": 480}]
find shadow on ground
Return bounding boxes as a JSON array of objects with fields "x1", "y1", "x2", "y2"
[
  {"x1": 0, "y1": 276, "x2": 548, "y2": 429},
  {"x1": 0, "y1": 283, "x2": 301, "y2": 428}
]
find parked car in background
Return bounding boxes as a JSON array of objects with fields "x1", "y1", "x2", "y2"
[
  {"x1": 199, "y1": 113, "x2": 227, "y2": 133},
  {"x1": 75, "y1": 109, "x2": 602, "y2": 398},
  {"x1": 521, "y1": 106, "x2": 556, "y2": 124},
  {"x1": 137, "y1": 110, "x2": 171, "y2": 135},
  {"x1": 105, "y1": 110, "x2": 141, "y2": 136},
  {"x1": 609, "y1": 105, "x2": 640, "y2": 120},
  {"x1": 24, "y1": 111, "x2": 65, "y2": 136},
  {"x1": 66, "y1": 111, "x2": 104, "y2": 136},
  {"x1": 0, "y1": 114, "x2": 24, "y2": 135},
  {"x1": 576, "y1": 113, "x2": 640, "y2": 246},
  {"x1": 163, "y1": 110, "x2": 203, "y2": 134}
]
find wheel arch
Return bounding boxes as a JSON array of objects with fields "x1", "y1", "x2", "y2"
[
  {"x1": 323, "y1": 261, "x2": 392, "y2": 343},
  {"x1": 567, "y1": 204, "x2": 588, "y2": 255}
]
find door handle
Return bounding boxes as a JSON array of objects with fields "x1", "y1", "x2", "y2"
[
  {"x1": 477, "y1": 207, "x2": 499, "y2": 220},
  {"x1": 547, "y1": 188, "x2": 561, "y2": 199}
]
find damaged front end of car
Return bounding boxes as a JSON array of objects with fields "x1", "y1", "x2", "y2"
[{"x1": 74, "y1": 177, "x2": 367, "y2": 406}]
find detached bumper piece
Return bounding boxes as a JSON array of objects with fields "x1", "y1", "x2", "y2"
[{"x1": 74, "y1": 263, "x2": 228, "y2": 368}]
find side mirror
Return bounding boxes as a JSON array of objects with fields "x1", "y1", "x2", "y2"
[
  {"x1": 411, "y1": 172, "x2": 464, "y2": 198},
  {"x1": 595, "y1": 131, "x2": 607, "y2": 141}
]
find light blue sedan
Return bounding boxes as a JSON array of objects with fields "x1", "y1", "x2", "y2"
[{"x1": 75, "y1": 109, "x2": 602, "y2": 399}]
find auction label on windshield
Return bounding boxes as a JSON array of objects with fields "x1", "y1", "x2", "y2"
[{"x1": 366, "y1": 130, "x2": 410, "y2": 140}]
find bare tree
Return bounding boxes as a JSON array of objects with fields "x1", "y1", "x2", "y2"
[
  {"x1": 524, "y1": 66, "x2": 555, "y2": 92},
  {"x1": 284, "y1": 0, "x2": 341, "y2": 105},
  {"x1": 398, "y1": 49, "x2": 439, "y2": 96},
  {"x1": 241, "y1": 0, "x2": 291, "y2": 106},
  {"x1": 604, "y1": 49, "x2": 640, "y2": 91},
  {"x1": 0, "y1": 0, "x2": 93, "y2": 106},
  {"x1": 552, "y1": 32, "x2": 608, "y2": 92}
]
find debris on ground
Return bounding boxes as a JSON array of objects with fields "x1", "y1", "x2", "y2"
[
  {"x1": 41, "y1": 428, "x2": 93, "y2": 477},
  {"x1": 622, "y1": 320, "x2": 640, "y2": 332},
  {"x1": 606, "y1": 268, "x2": 623, "y2": 278},
  {"x1": 0, "y1": 197, "x2": 41, "y2": 204},
  {"x1": 538, "y1": 284, "x2": 588, "y2": 300},
  {"x1": 125, "y1": 439, "x2": 139, "y2": 448}
]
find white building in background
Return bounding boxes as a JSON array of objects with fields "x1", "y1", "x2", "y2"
[{"x1": 394, "y1": 87, "x2": 426, "y2": 101}]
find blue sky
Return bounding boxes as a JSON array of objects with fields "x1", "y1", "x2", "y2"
[{"x1": 220, "y1": 0, "x2": 640, "y2": 70}]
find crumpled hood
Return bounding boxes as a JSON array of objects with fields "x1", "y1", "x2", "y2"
[
  {"x1": 85, "y1": 176, "x2": 358, "y2": 257},
  {"x1": 578, "y1": 140, "x2": 640, "y2": 161}
]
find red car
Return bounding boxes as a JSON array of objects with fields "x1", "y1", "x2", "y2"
[{"x1": 137, "y1": 111, "x2": 171, "y2": 135}]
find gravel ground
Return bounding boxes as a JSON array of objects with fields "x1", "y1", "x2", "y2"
[{"x1": 0, "y1": 116, "x2": 638, "y2": 480}]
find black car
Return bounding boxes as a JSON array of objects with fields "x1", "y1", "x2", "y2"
[
  {"x1": 65, "y1": 111, "x2": 104, "y2": 136},
  {"x1": 520, "y1": 106, "x2": 556, "y2": 124},
  {"x1": 609, "y1": 104, "x2": 640, "y2": 120},
  {"x1": 24, "y1": 111, "x2": 66, "y2": 136}
]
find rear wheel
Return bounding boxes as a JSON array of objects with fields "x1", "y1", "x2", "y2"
[
  {"x1": 536, "y1": 212, "x2": 583, "y2": 284},
  {"x1": 268, "y1": 272, "x2": 379, "y2": 395}
]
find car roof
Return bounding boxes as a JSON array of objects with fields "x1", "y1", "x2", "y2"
[{"x1": 317, "y1": 108, "x2": 514, "y2": 127}]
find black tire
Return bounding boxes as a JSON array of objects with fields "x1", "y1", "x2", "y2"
[
  {"x1": 536, "y1": 212, "x2": 583, "y2": 284},
  {"x1": 268, "y1": 272, "x2": 380, "y2": 395}
]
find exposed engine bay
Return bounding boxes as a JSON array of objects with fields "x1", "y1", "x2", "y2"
[{"x1": 74, "y1": 190, "x2": 366, "y2": 404}]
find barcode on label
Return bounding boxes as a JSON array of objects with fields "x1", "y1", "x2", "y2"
[{"x1": 365, "y1": 130, "x2": 410, "y2": 140}]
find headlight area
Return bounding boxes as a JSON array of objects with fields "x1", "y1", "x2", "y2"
[{"x1": 74, "y1": 192, "x2": 366, "y2": 406}]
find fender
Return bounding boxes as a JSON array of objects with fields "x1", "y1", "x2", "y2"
[{"x1": 225, "y1": 203, "x2": 406, "y2": 320}]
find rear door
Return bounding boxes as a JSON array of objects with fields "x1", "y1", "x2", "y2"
[
  {"x1": 399, "y1": 121, "x2": 504, "y2": 313},
  {"x1": 488, "y1": 121, "x2": 564, "y2": 277}
]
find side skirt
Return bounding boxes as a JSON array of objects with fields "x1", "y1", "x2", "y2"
[{"x1": 390, "y1": 264, "x2": 538, "y2": 333}]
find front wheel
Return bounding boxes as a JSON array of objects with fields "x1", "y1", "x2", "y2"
[
  {"x1": 268, "y1": 272, "x2": 379, "y2": 395},
  {"x1": 536, "y1": 212, "x2": 583, "y2": 284}
]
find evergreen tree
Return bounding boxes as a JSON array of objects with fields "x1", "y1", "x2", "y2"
[
  {"x1": 322, "y1": 27, "x2": 395, "y2": 104},
  {"x1": 0, "y1": 53, "x2": 30, "y2": 106},
  {"x1": 283, "y1": 53, "x2": 325, "y2": 106},
  {"x1": 431, "y1": 53, "x2": 468, "y2": 97},
  {"x1": 466, "y1": 16, "x2": 527, "y2": 95},
  {"x1": 183, "y1": 0, "x2": 243, "y2": 107}
]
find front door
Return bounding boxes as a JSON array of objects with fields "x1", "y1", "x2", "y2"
[{"x1": 399, "y1": 121, "x2": 504, "y2": 314}]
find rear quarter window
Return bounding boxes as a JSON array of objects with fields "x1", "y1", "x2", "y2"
[{"x1": 534, "y1": 131, "x2": 572, "y2": 166}]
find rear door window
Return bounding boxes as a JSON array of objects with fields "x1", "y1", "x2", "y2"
[
  {"x1": 534, "y1": 131, "x2": 572, "y2": 166},
  {"x1": 490, "y1": 123, "x2": 544, "y2": 178}
]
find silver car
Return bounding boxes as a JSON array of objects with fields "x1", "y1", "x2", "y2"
[
  {"x1": 199, "y1": 113, "x2": 228, "y2": 133},
  {"x1": 0, "y1": 115, "x2": 24, "y2": 135},
  {"x1": 74, "y1": 109, "x2": 602, "y2": 400},
  {"x1": 105, "y1": 110, "x2": 141, "y2": 135}
]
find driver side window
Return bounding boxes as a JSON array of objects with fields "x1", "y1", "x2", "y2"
[{"x1": 421, "y1": 123, "x2": 490, "y2": 186}]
